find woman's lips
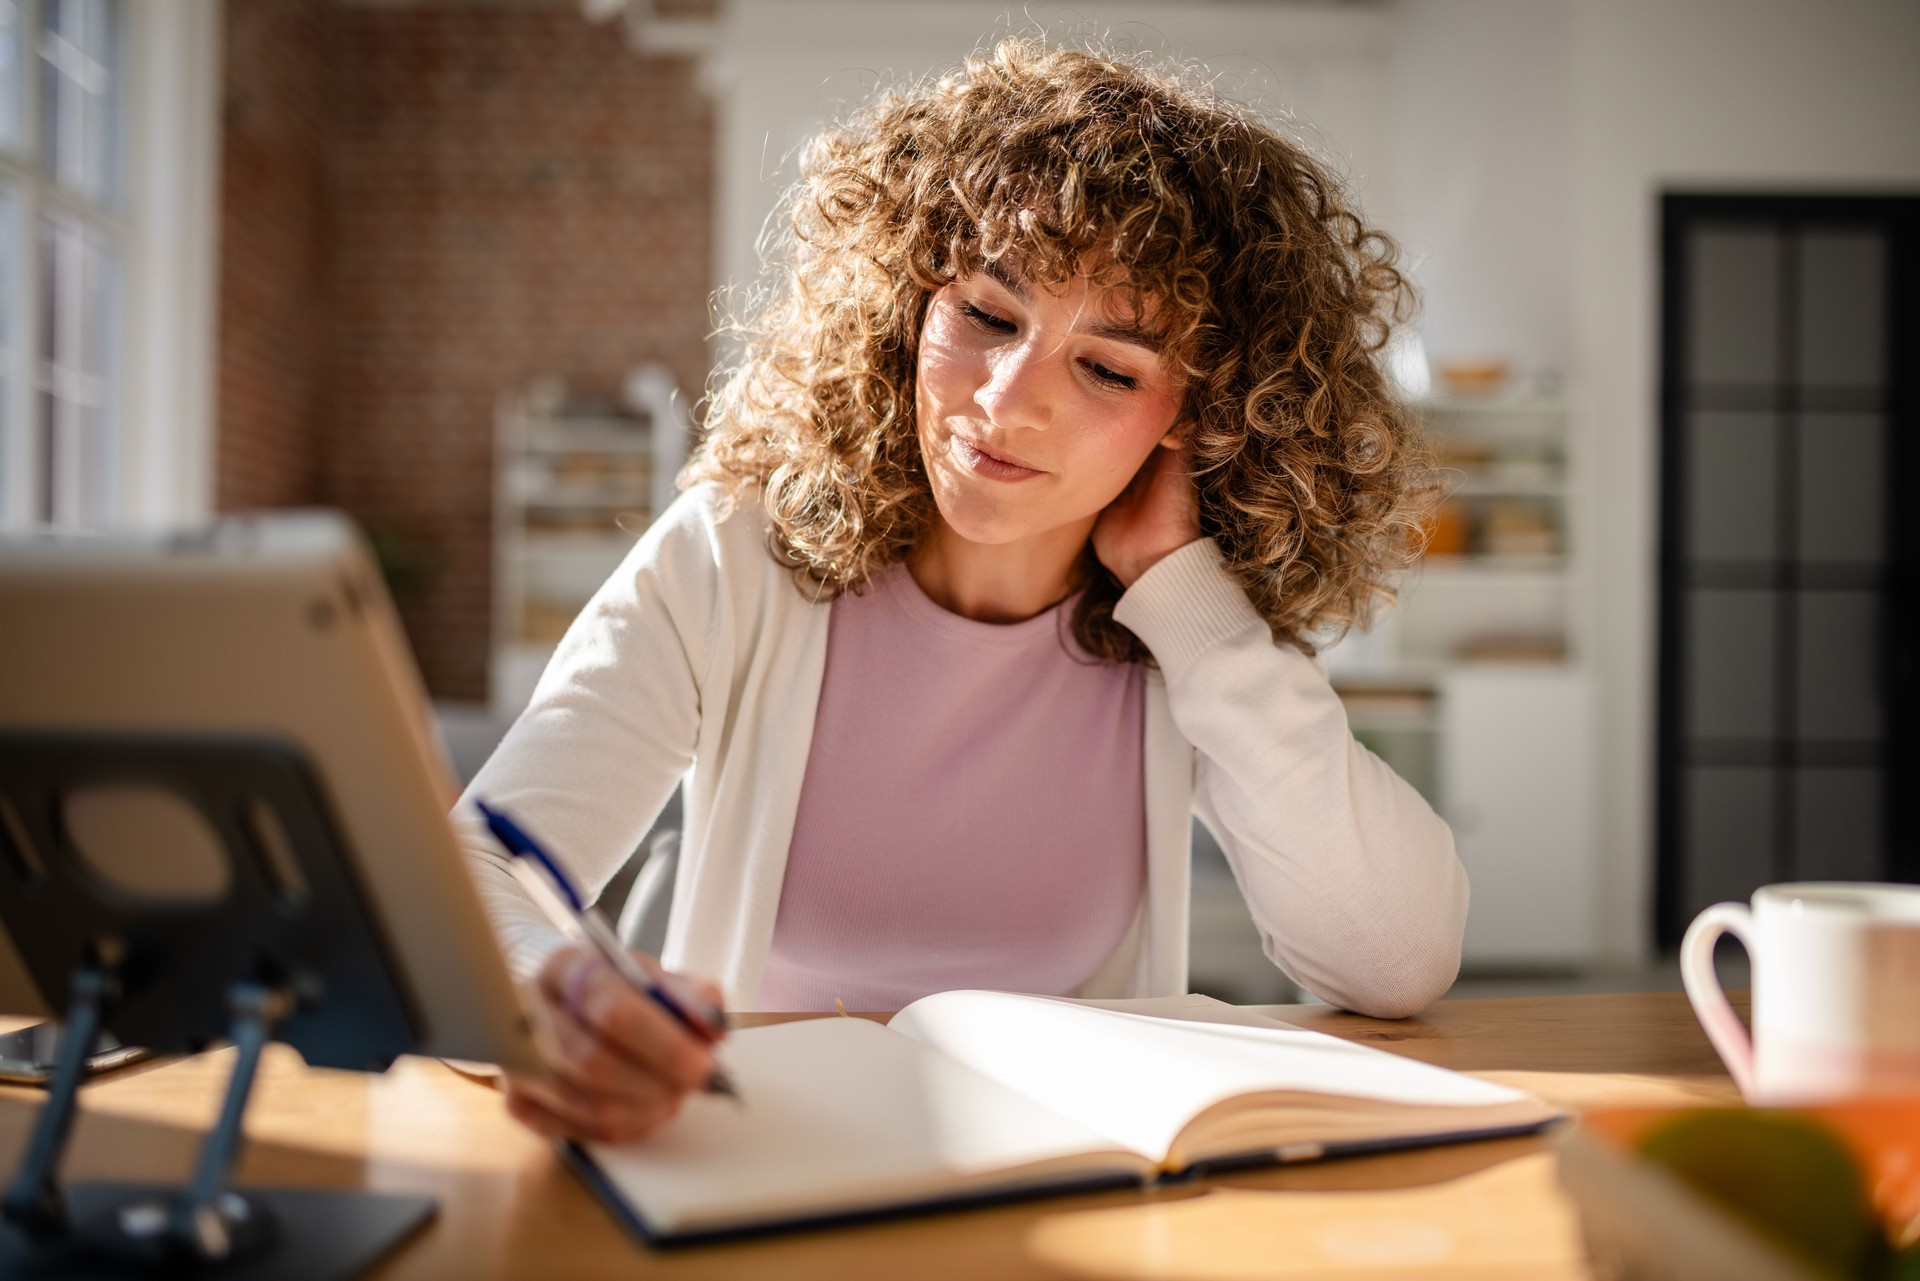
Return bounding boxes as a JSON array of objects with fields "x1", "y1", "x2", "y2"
[{"x1": 950, "y1": 433, "x2": 1042, "y2": 482}]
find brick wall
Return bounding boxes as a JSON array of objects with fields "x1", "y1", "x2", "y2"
[
  {"x1": 216, "y1": 0, "x2": 337, "y2": 512},
  {"x1": 216, "y1": 3, "x2": 715, "y2": 701}
]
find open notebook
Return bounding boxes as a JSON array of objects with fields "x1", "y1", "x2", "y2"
[{"x1": 568, "y1": 991, "x2": 1560, "y2": 1244}]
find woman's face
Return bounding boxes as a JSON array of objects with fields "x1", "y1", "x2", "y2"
[{"x1": 915, "y1": 265, "x2": 1184, "y2": 549}]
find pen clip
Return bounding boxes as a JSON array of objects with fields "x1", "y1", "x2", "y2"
[{"x1": 476, "y1": 799, "x2": 585, "y2": 913}]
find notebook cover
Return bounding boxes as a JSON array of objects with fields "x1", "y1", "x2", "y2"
[
  {"x1": 561, "y1": 1141, "x2": 1147, "y2": 1248},
  {"x1": 1175, "y1": 1113, "x2": 1567, "y2": 1179},
  {"x1": 562, "y1": 1111, "x2": 1564, "y2": 1247}
]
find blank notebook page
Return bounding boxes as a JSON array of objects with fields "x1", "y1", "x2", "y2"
[
  {"x1": 581, "y1": 1016, "x2": 1141, "y2": 1230},
  {"x1": 888, "y1": 990, "x2": 1532, "y2": 1163}
]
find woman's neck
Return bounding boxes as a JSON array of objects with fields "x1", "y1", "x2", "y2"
[{"x1": 906, "y1": 516, "x2": 1094, "y2": 623}]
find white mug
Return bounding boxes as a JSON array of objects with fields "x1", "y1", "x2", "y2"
[{"x1": 1681, "y1": 882, "x2": 1920, "y2": 1104}]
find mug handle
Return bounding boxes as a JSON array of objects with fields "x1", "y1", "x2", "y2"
[{"x1": 1680, "y1": 902, "x2": 1758, "y2": 1098}]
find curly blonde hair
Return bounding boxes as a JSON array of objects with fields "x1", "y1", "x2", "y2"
[{"x1": 688, "y1": 36, "x2": 1432, "y2": 660}]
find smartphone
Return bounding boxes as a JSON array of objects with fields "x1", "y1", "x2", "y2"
[{"x1": 0, "y1": 1022, "x2": 154, "y2": 1085}]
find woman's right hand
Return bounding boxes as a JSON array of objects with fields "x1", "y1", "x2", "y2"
[{"x1": 502, "y1": 945, "x2": 727, "y2": 1145}]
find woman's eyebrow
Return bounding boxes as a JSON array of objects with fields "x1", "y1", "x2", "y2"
[
  {"x1": 978, "y1": 260, "x2": 1163, "y2": 354},
  {"x1": 1083, "y1": 318, "x2": 1163, "y2": 354}
]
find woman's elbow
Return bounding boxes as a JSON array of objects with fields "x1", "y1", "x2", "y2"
[
  {"x1": 1299, "y1": 923, "x2": 1460, "y2": 1017},
  {"x1": 1337, "y1": 944, "x2": 1461, "y2": 1019},
  {"x1": 1367, "y1": 828, "x2": 1471, "y2": 1016},
  {"x1": 1290, "y1": 874, "x2": 1468, "y2": 1019}
]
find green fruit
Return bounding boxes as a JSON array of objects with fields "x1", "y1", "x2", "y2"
[{"x1": 1636, "y1": 1109, "x2": 1878, "y2": 1279}]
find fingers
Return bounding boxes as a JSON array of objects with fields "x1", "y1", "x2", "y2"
[
  {"x1": 504, "y1": 1071, "x2": 683, "y2": 1146},
  {"x1": 502, "y1": 1081, "x2": 570, "y2": 1139},
  {"x1": 691, "y1": 977, "x2": 727, "y2": 1021},
  {"x1": 506, "y1": 946, "x2": 720, "y2": 1145},
  {"x1": 633, "y1": 952, "x2": 730, "y2": 1036},
  {"x1": 1132, "y1": 439, "x2": 1189, "y2": 503},
  {"x1": 544, "y1": 993, "x2": 686, "y2": 1109},
  {"x1": 1125, "y1": 447, "x2": 1163, "y2": 496},
  {"x1": 539, "y1": 952, "x2": 719, "y2": 1092},
  {"x1": 1151, "y1": 437, "x2": 1194, "y2": 484}
]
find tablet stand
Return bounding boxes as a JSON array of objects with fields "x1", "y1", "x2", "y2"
[{"x1": 0, "y1": 733, "x2": 439, "y2": 1281}]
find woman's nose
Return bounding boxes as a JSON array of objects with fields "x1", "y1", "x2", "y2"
[{"x1": 974, "y1": 344, "x2": 1053, "y2": 432}]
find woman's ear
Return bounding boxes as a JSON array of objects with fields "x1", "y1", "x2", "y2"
[{"x1": 1157, "y1": 422, "x2": 1187, "y2": 450}]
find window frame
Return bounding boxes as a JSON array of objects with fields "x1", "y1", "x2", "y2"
[{"x1": 0, "y1": 0, "x2": 218, "y2": 532}]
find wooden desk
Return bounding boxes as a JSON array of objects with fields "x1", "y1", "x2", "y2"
[{"x1": 0, "y1": 991, "x2": 1743, "y2": 1279}]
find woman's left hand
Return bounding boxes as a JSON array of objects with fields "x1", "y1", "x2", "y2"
[{"x1": 1093, "y1": 441, "x2": 1202, "y2": 588}]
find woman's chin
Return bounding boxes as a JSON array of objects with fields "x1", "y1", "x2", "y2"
[
  {"x1": 936, "y1": 506, "x2": 1030, "y2": 547},
  {"x1": 929, "y1": 482, "x2": 1039, "y2": 547}
]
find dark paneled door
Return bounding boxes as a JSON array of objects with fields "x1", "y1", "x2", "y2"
[{"x1": 1657, "y1": 194, "x2": 1920, "y2": 947}]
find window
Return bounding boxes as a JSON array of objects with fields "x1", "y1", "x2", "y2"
[{"x1": 0, "y1": 0, "x2": 121, "y2": 530}]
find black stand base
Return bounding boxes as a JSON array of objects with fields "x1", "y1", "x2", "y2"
[{"x1": 0, "y1": 1184, "x2": 437, "y2": 1281}]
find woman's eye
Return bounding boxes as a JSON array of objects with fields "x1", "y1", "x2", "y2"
[
  {"x1": 958, "y1": 301, "x2": 1016, "y2": 333},
  {"x1": 1085, "y1": 361, "x2": 1139, "y2": 390}
]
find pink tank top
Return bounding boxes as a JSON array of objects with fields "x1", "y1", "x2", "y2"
[{"x1": 756, "y1": 562, "x2": 1147, "y2": 1012}]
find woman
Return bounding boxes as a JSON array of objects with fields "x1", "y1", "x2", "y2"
[{"x1": 456, "y1": 38, "x2": 1466, "y2": 1144}]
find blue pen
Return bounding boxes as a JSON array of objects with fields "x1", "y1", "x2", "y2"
[{"x1": 475, "y1": 799, "x2": 740, "y2": 1101}]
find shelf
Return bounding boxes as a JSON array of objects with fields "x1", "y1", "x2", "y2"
[
  {"x1": 1446, "y1": 471, "x2": 1567, "y2": 498},
  {"x1": 1414, "y1": 556, "x2": 1567, "y2": 581},
  {"x1": 1376, "y1": 391, "x2": 1600, "y2": 965},
  {"x1": 521, "y1": 427, "x2": 654, "y2": 454},
  {"x1": 1417, "y1": 396, "x2": 1565, "y2": 416},
  {"x1": 515, "y1": 490, "x2": 652, "y2": 509},
  {"x1": 1327, "y1": 665, "x2": 1443, "y2": 689},
  {"x1": 510, "y1": 531, "x2": 639, "y2": 559},
  {"x1": 1418, "y1": 398, "x2": 1569, "y2": 448},
  {"x1": 1336, "y1": 685, "x2": 1439, "y2": 732},
  {"x1": 505, "y1": 464, "x2": 652, "y2": 509},
  {"x1": 494, "y1": 376, "x2": 690, "y2": 715}
]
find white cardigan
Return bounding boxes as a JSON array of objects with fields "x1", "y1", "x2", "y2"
[{"x1": 453, "y1": 485, "x2": 1468, "y2": 1017}]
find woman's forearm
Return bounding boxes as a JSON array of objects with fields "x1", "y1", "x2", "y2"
[{"x1": 1116, "y1": 538, "x2": 1468, "y2": 1018}]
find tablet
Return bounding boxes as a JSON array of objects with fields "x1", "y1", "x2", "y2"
[{"x1": 0, "y1": 511, "x2": 538, "y2": 1072}]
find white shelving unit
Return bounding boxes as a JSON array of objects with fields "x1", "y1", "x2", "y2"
[
  {"x1": 491, "y1": 373, "x2": 688, "y2": 714},
  {"x1": 1187, "y1": 395, "x2": 1601, "y2": 999},
  {"x1": 1323, "y1": 395, "x2": 1601, "y2": 968}
]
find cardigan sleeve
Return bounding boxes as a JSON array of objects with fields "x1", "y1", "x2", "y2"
[
  {"x1": 449, "y1": 489, "x2": 722, "y2": 980},
  {"x1": 1113, "y1": 538, "x2": 1468, "y2": 1018}
]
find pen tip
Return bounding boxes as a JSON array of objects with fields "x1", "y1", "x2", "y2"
[{"x1": 705, "y1": 1069, "x2": 743, "y2": 1101}]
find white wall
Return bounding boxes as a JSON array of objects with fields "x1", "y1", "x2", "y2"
[
  {"x1": 704, "y1": 0, "x2": 1397, "y2": 312},
  {"x1": 1383, "y1": 0, "x2": 1575, "y2": 376}
]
